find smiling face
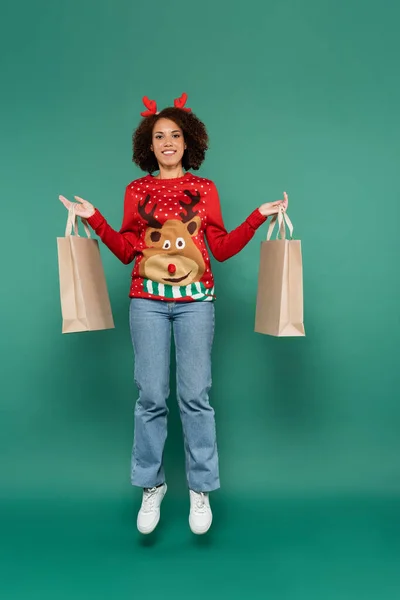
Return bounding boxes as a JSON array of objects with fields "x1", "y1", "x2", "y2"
[{"x1": 151, "y1": 118, "x2": 186, "y2": 170}]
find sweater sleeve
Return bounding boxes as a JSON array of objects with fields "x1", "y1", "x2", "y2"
[
  {"x1": 86, "y1": 185, "x2": 139, "y2": 265},
  {"x1": 205, "y1": 183, "x2": 267, "y2": 262}
]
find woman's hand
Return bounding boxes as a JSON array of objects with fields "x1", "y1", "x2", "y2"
[
  {"x1": 59, "y1": 195, "x2": 95, "y2": 219},
  {"x1": 259, "y1": 192, "x2": 288, "y2": 217}
]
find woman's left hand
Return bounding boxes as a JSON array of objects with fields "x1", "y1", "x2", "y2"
[{"x1": 259, "y1": 192, "x2": 288, "y2": 217}]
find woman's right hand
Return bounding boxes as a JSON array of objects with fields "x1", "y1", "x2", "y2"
[
  {"x1": 59, "y1": 195, "x2": 95, "y2": 219},
  {"x1": 258, "y1": 192, "x2": 288, "y2": 217}
]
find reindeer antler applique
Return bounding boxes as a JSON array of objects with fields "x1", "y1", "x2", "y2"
[
  {"x1": 138, "y1": 195, "x2": 163, "y2": 229},
  {"x1": 174, "y1": 93, "x2": 191, "y2": 113},
  {"x1": 140, "y1": 96, "x2": 158, "y2": 117},
  {"x1": 180, "y1": 190, "x2": 200, "y2": 223}
]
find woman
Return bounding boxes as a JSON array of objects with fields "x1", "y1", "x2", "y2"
[{"x1": 59, "y1": 93, "x2": 288, "y2": 536}]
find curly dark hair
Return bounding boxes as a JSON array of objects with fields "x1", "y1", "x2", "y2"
[{"x1": 132, "y1": 107, "x2": 209, "y2": 174}]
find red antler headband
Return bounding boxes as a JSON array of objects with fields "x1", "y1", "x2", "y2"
[
  {"x1": 174, "y1": 93, "x2": 191, "y2": 112},
  {"x1": 140, "y1": 96, "x2": 158, "y2": 117},
  {"x1": 140, "y1": 93, "x2": 191, "y2": 117}
]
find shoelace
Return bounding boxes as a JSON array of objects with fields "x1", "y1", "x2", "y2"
[
  {"x1": 193, "y1": 492, "x2": 207, "y2": 514},
  {"x1": 142, "y1": 486, "x2": 158, "y2": 512}
]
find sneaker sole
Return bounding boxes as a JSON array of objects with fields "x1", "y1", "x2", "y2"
[
  {"x1": 189, "y1": 514, "x2": 213, "y2": 535},
  {"x1": 137, "y1": 513, "x2": 161, "y2": 535}
]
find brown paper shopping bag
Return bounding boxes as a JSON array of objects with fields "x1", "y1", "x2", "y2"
[
  {"x1": 255, "y1": 208, "x2": 305, "y2": 337},
  {"x1": 57, "y1": 206, "x2": 115, "y2": 334}
]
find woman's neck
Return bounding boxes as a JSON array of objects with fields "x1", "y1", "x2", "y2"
[{"x1": 156, "y1": 165, "x2": 185, "y2": 180}]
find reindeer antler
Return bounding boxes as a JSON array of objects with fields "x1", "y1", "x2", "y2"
[
  {"x1": 174, "y1": 92, "x2": 191, "y2": 113},
  {"x1": 140, "y1": 96, "x2": 158, "y2": 117},
  {"x1": 138, "y1": 195, "x2": 162, "y2": 228},
  {"x1": 180, "y1": 190, "x2": 200, "y2": 223}
]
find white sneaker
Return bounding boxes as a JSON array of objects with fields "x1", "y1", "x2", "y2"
[
  {"x1": 189, "y1": 490, "x2": 213, "y2": 535},
  {"x1": 137, "y1": 483, "x2": 167, "y2": 534}
]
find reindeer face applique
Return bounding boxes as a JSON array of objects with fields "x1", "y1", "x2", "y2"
[{"x1": 138, "y1": 190, "x2": 206, "y2": 286}]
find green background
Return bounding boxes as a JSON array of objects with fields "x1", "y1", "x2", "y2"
[{"x1": 1, "y1": 0, "x2": 399, "y2": 598}]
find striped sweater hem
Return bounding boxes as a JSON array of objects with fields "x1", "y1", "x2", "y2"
[{"x1": 142, "y1": 279, "x2": 215, "y2": 301}]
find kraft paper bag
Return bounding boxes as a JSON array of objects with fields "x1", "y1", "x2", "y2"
[
  {"x1": 255, "y1": 208, "x2": 305, "y2": 337},
  {"x1": 57, "y1": 206, "x2": 115, "y2": 334}
]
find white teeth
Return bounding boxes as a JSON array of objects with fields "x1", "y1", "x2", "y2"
[{"x1": 163, "y1": 151, "x2": 175, "y2": 155}]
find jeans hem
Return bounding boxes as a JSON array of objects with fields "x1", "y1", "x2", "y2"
[{"x1": 188, "y1": 482, "x2": 221, "y2": 493}]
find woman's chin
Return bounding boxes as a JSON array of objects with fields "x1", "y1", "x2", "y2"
[{"x1": 158, "y1": 156, "x2": 183, "y2": 169}]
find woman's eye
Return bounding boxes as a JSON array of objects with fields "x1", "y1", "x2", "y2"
[
  {"x1": 163, "y1": 240, "x2": 171, "y2": 250},
  {"x1": 176, "y1": 237, "x2": 185, "y2": 249}
]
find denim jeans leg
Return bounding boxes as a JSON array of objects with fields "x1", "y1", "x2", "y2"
[
  {"x1": 173, "y1": 301, "x2": 220, "y2": 492},
  {"x1": 129, "y1": 298, "x2": 171, "y2": 488}
]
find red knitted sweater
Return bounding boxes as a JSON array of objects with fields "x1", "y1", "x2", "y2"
[{"x1": 87, "y1": 172, "x2": 267, "y2": 301}]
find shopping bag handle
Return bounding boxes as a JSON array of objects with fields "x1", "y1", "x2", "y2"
[
  {"x1": 65, "y1": 204, "x2": 91, "y2": 238},
  {"x1": 266, "y1": 207, "x2": 294, "y2": 241}
]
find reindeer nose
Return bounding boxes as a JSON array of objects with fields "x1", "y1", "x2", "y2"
[{"x1": 168, "y1": 264, "x2": 176, "y2": 274}]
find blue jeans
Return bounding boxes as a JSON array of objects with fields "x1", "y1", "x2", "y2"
[{"x1": 129, "y1": 298, "x2": 220, "y2": 492}]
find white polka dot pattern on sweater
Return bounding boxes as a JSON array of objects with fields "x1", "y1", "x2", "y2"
[{"x1": 86, "y1": 171, "x2": 266, "y2": 302}]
